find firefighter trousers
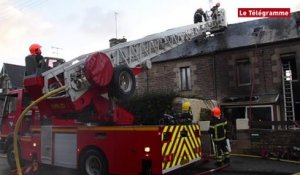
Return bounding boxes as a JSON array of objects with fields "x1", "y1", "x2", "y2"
[{"x1": 214, "y1": 139, "x2": 230, "y2": 163}]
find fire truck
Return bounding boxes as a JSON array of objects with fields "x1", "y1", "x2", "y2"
[{"x1": 0, "y1": 10, "x2": 226, "y2": 175}]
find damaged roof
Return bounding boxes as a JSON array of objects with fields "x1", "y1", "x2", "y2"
[{"x1": 153, "y1": 11, "x2": 300, "y2": 63}]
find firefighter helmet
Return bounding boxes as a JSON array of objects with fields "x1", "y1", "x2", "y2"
[
  {"x1": 182, "y1": 101, "x2": 191, "y2": 112},
  {"x1": 211, "y1": 107, "x2": 221, "y2": 118},
  {"x1": 29, "y1": 44, "x2": 42, "y2": 55}
]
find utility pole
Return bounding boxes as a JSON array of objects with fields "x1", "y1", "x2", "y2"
[
  {"x1": 115, "y1": 12, "x2": 118, "y2": 38},
  {"x1": 51, "y1": 46, "x2": 63, "y2": 57}
]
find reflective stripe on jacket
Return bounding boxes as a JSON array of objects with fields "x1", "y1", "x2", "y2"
[{"x1": 209, "y1": 117, "x2": 227, "y2": 141}]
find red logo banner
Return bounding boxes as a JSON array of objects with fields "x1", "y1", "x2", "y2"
[{"x1": 238, "y1": 8, "x2": 291, "y2": 18}]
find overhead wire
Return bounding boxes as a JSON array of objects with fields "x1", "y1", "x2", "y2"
[{"x1": 0, "y1": 0, "x2": 48, "y2": 21}]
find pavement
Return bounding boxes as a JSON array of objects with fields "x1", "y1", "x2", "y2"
[
  {"x1": 172, "y1": 155, "x2": 300, "y2": 175},
  {"x1": 1, "y1": 154, "x2": 300, "y2": 175},
  {"x1": 0, "y1": 154, "x2": 77, "y2": 175}
]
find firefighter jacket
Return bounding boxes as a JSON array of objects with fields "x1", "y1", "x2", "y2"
[
  {"x1": 194, "y1": 8, "x2": 207, "y2": 23},
  {"x1": 210, "y1": 6, "x2": 219, "y2": 20},
  {"x1": 209, "y1": 116, "x2": 228, "y2": 142},
  {"x1": 25, "y1": 55, "x2": 46, "y2": 76}
]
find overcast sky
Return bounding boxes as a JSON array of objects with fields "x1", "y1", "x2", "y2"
[{"x1": 0, "y1": 0, "x2": 300, "y2": 68}]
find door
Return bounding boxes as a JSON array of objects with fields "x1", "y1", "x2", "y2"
[{"x1": 41, "y1": 126, "x2": 52, "y2": 164}]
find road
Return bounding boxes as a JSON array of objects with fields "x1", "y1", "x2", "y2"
[
  {"x1": 0, "y1": 154, "x2": 77, "y2": 175},
  {"x1": 173, "y1": 156, "x2": 300, "y2": 175},
  {"x1": 1, "y1": 154, "x2": 300, "y2": 175}
]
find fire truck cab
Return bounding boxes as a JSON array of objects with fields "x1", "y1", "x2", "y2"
[{"x1": 0, "y1": 89, "x2": 39, "y2": 166}]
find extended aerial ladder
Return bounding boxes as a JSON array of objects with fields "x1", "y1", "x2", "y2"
[
  {"x1": 42, "y1": 10, "x2": 226, "y2": 95},
  {"x1": 12, "y1": 10, "x2": 227, "y2": 175},
  {"x1": 23, "y1": 9, "x2": 227, "y2": 124}
]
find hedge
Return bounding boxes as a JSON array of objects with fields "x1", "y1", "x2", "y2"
[{"x1": 121, "y1": 91, "x2": 178, "y2": 125}]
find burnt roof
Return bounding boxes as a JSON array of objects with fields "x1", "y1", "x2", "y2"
[
  {"x1": 153, "y1": 11, "x2": 300, "y2": 63},
  {"x1": 1, "y1": 63, "x2": 25, "y2": 88}
]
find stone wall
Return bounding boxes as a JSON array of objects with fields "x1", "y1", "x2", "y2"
[
  {"x1": 200, "y1": 129, "x2": 300, "y2": 155},
  {"x1": 136, "y1": 40, "x2": 300, "y2": 122}
]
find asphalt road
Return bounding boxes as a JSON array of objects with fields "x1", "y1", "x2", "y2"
[
  {"x1": 173, "y1": 156, "x2": 300, "y2": 175},
  {"x1": 1, "y1": 154, "x2": 300, "y2": 175},
  {"x1": 0, "y1": 154, "x2": 77, "y2": 175}
]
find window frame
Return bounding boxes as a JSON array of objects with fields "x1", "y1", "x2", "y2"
[
  {"x1": 180, "y1": 66, "x2": 192, "y2": 91},
  {"x1": 236, "y1": 58, "x2": 251, "y2": 86},
  {"x1": 281, "y1": 53, "x2": 298, "y2": 81}
]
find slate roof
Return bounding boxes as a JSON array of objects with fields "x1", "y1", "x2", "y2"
[
  {"x1": 153, "y1": 11, "x2": 300, "y2": 63},
  {"x1": 1, "y1": 63, "x2": 25, "y2": 88}
]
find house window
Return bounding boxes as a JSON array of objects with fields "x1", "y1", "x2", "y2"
[
  {"x1": 236, "y1": 59, "x2": 251, "y2": 86},
  {"x1": 180, "y1": 67, "x2": 191, "y2": 91},
  {"x1": 247, "y1": 106, "x2": 273, "y2": 129},
  {"x1": 281, "y1": 53, "x2": 298, "y2": 80}
]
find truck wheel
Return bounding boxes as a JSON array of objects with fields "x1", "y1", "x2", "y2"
[
  {"x1": 79, "y1": 149, "x2": 108, "y2": 175},
  {"x1": 7, "y1": 144, "x2": 21, "y2": 169},
  {"x1": 110, "y1": 65, "x2": 136, "y2": 100}
]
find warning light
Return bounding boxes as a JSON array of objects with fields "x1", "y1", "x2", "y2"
[{"x1": 144, "y1": 147, "x2": 151, "y2": 153}]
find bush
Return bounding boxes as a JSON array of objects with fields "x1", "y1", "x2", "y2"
[
  {"x1": 121, "y1": 90, "x2": 178, "y2": 125},
  {"x1": 200, "y1": 108, "x2": 211, "y2": 121}
]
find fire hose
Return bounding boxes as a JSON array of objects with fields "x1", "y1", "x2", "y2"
[{"x1": 13, "y1": 86, "x2": 66, "y2": 175}]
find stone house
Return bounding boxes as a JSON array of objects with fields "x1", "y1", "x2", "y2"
[{"x1": 136, "y1": 11, "x2": 300, "y2": 136}]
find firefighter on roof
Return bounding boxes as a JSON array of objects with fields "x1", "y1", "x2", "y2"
[
  {"x1": 25, "y1": 43, "x2": 45, "y2": 76},
  {"x1": 211, "y1": 2, "x2": 220, "y2": 20},
  {"x1": 209, "y1": 107, "x2": 230, "y2": 166},
  {"x1": 194, "y1": 8, "x2": 207, "y2": 23}
]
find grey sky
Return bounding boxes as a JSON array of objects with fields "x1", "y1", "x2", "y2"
[{"x1": 0, "y1": 0, "x2": 299, "y2": 68}]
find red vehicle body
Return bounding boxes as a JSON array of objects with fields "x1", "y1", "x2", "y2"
[
  {"x1": 1, "y1": 10, "x2": 227, "y2": 174},
  {"x1": 0, "y1": 54, "x2": 202, "y2": 175}
]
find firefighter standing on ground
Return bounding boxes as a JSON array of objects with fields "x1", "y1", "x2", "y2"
[
  {"x1": 181, "y1": 101, "x2": 193, "y2": 124},
  {"x1": 209, "y1": 107, "x2": 230, "y2": 166},
  {"x1": 25, "y1": 43, "x2": 45, "y2": 76}
]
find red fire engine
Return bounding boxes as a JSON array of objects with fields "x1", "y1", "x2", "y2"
[{"x1": 0, "y1": 10, "x2": 227, "y2": 175}]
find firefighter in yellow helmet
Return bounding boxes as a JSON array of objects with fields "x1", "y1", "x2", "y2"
[
  {"x1": 209, "y1": 107, "x2": 230, "y2": 166},
  {"x1": 25, "y1": 43, "x2": 45, "y2": 76},
  {"x1": 181, "y1": 101, "x2": 193, "y2": 124}
]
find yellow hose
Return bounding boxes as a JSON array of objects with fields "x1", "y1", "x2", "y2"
[
  {"x1": 13, "y1": 86, "x2": 65, "y2": 175},
  {"x1": 231, "y1": 153, "x2": 300, "y2": 164}
]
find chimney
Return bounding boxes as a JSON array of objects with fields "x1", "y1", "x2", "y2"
[{"x1": 109, "y1": 37, "x2": 127, "y2": 47}]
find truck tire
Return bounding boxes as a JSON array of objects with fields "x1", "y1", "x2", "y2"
[
  {"x1": 109, "y1": 65, "x2": 136, "y2": 100},
  {"x1": 79, "y1": 149, "x2": 108, "y2": 175},
  {"x1": 7, "y1": 144, "x2": 22, "y2": 169}
]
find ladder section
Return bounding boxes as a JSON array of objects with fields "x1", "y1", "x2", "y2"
[
  {"x1": 41, "y1": 9, "x2": 226, "y2": 94},
  {"x1": 42, "y1": 10, "x2": 226, "y2": 77},
  {"x1": 103, "y1": 9, "x2": 226, "y2": 68},
  {"x1": 282, "y1": 62, "x2": 295, "y2": 125}
]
